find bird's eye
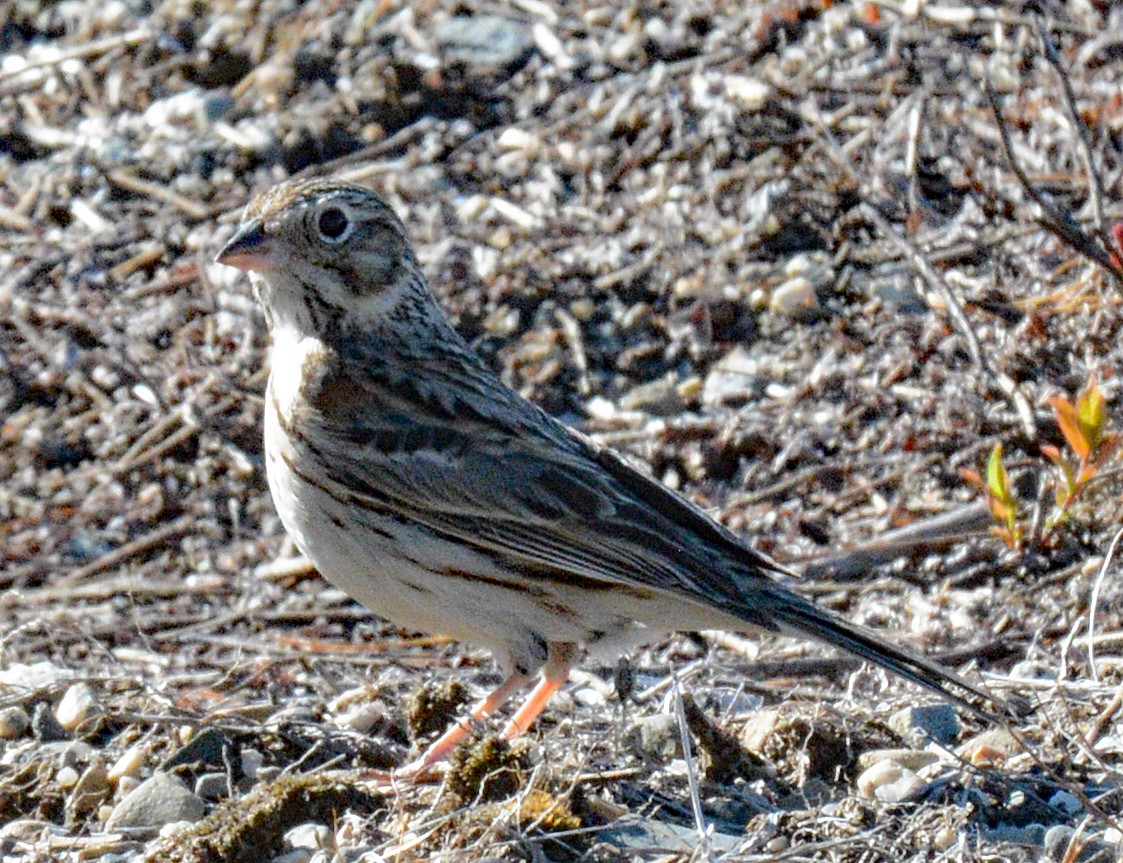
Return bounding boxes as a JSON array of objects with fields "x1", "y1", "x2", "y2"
[{"x1": 317, "y1": 206, "x2": 351, "y2": 243}]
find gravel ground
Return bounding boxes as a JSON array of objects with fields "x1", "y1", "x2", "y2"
[{"x1": 3, "y1": 1, "x2": 1123, "y2": 861}]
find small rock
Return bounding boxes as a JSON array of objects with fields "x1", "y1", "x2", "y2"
[
  {"x1": 434, "y1": 15, "x2": 535, "y2": 72},
  {"x1": 117, "y1": 775, "x2": 141, "y2": 798},
  {"x1": 162, "y1": 727, "x2": 239, "y2": 778},
  {"x1": 107, "y1": 743, "x2": 145, "y2": 784},
  {"x1": 286, "y1": 822, "x2": 334, "y2": 851},
  {"x1": 856, "y1": 759, "x2": 924, "y2": 803},
  {"x1": 1048, "y1": 790, "x2": 1082, "y2": 815},
  {"x1": 956, "y1": 728, "x2": 1020, "y2": 765},
  {"x1": 740, "y1": 707, "x2": 781, "y2": 753},
  {"x1": 723, "y1": 75, "x2": 771, "y2": 109},
  {"x1": 104, "y1": 772, "x2": 206, "y2": 836},
  {"x1": 194, "y1": 772, "x2": 230, "y2": 800},
  {"x1": 856, "y1": 748, "x2": 938, "y2": 772},
  {"x1": 888, "y1": 703, "x2": 960, "y2": 745},
  {"x1": 769, "y1": 275, "x2": 821, "y2": 320},
  {"x1": 618, "y1": 373, "x2": 684, "y2": 415},
  {"x1": 628, "y1": 714, "x2": 681, "y2": 761},
  {"x1": 56, "y1": 683, "x2": 101, "y2": 732},
  {"x1": 0, "y1": 706, "x2": 31, "y2": 739},
  {"x1": 702, "y1": 346, "x2": 761, "y2": 407},
  {"x1": 597, "y1": 815, "x2": 740, "y2": 853},
  {"x1": 271, "y1": 851, "x2": 314, "y2": 863},
  {"x1": 1008, "y1": 660, "x2": 1057, "y2": 681},
  {"x1": 241, "y1": 748, "x2": 265, "y2": 780},
  {"x1": 57, "y1": 765, "x2": 80, "y2": 788},
  {"x1": 335, "y1": 701, "x2": 390, "y2": 735},
  {"x1": 1044, "y1": 824, "x2": 1073, "y2": 853},
  {"x1": 861, "y1": 268, "x2": 926, "y2": 311}
]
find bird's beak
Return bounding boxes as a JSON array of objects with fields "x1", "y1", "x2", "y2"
[{"x1": 214, "y1": 220, "x2": 276, "y2": 272}]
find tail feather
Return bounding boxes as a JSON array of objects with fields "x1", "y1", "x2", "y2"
[{"x1": 766, "y1": 591, "x2": 999, "y2": 722}]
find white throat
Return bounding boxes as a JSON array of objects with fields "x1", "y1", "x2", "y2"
[{"x1": 267, "y1": 319, "x2": 325, "y2": 423}]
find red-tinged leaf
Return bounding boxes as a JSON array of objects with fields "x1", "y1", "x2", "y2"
[
  {"x1": 1040, "y1": 444, "x2": 1064, "y2": 466},
  {"x1": 1076, "y1": 378, "x2": 1105, "y2": 450},
  {"x1": 959, "y1": 467, "x2": 984, "y2": 488},
  {"x1": 1051, "y1": 395, "x2": 1090, "y2": 461}
]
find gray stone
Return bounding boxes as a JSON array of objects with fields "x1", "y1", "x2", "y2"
[
  {"x1": 598, "y1": 815, "x2": 740, "y2": 853},
  {"x1": 0, "y1": 706, "x2": 31, "y2": 739},
  {"x1": 434, "y1": 16, "x2": 534, "y2": 72},
  {"x1": 861, "y1": 268, "x2": 926, "y2": 311},
  {"x1": 194, "y1": 772, "x2": 230, "y2": 800},
  {"x1": 888, "y1": 703, "x2": 960, "y2": 745},
  {"x1": 104, "y1": 772, "x2": 205, "y2": 836}
]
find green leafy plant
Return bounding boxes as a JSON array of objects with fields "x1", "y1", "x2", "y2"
[{"x1": 961, "y1": 376, "x2": 1120, "y2": 550}]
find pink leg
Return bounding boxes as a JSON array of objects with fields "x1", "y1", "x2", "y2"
[
  {"x1": 392, "y1": 670, "x2": 530, "y2": 779},
  {"x1": 370, "y1": 643, "x2": 578, "y2": 787},
  {"x1": 501, "y1": 643, "x2": 577, "y2": 739}
]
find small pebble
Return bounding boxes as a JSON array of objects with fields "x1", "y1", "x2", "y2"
[
  {"x1": 888, "y1": 703, "x2": 960, "y2": 745},
  {"x1": 241, "y1": 749, "x2": 265, "y2": 780},
  {"x1": 769, "y1": 276, "x2": 821, "y2": 320},
  {"x1": 433, "y1": 15, "x2": 535, "y2": 71},
  {"x1": 57, "y1": 683, "x2": 101, "y2": 732},
  {"x1": 1008, "y1": 660, "x2": 1057, "y2": 681},
  {"x1": 334, "y1": 702, "x2": 389, "y2": 735},
  {"x1": 104, "y1": 772, "x2": 205, "y2": 836},
  {"x1": 1048, "y1": 790, "x2": 1082, "y2": 815},
  {"x1": 57, "y1": 766, "x2": 80, "y2": 789},
  {"x1": 270, "y1": 852, "x2": 314, "y2": 863},
  {"x1": 286, "y1": 822, "x2": 334, "y2": 851},
  {"x1": 856, "y1": 759, "x2": 924, "y2": 803},
  {"x1": 0, "y1": 707, "x2": 31, "y2": 739},
  {"x1": 856, "y1": 748, "x2": 938, "y2": 772},
  {"x1": 108, "y1": 743, "x2": 145, "y2": 784},
  {"x1": 194, "y1": 773, "x2": 230, "y2": 800},
  {"x1": 117, "y1": 775, "x2": 141, "y2": 798},
  {"x1": 956, "y1": 728, "x2": 1020, "y2": 765},
  {"x1": 723, "y1": 75, "x2": 771, "y2": 109}
]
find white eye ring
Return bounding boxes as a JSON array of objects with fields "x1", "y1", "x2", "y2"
[{"x1": 316, "y1": 205, "x2": 353, "y2": 243}]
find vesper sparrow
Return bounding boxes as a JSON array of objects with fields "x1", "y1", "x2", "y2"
[{"x1": 216, "y1": 179, "x2": 993, "y2": 776}]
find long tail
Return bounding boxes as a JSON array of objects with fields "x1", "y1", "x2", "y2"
[{"x1": 764, "y1": 589, "x2": 1000, "y2": 722}]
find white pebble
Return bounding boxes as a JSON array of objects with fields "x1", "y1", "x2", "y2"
[
  {"x1": 286, "y1": 822, "x2": 334, "y2": 851},
  {"x1": 769, "y1": 276, "x2": 820, "y2": 319},
  {"x1": 108, "y1": 743, "x2": 146, "y2": 784},
  {"x1": 56, "y1": 683, "x2": 100, "y2": 731},
  {"x1": 723, "y1": 76, "x2": 771, "y2": 109},
  {"x1": 57, "y1": 766, "x2": 80, "y2": 789},
  {"x1": 857, "y1": 759, "x2": 925, "y2": 803}
]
